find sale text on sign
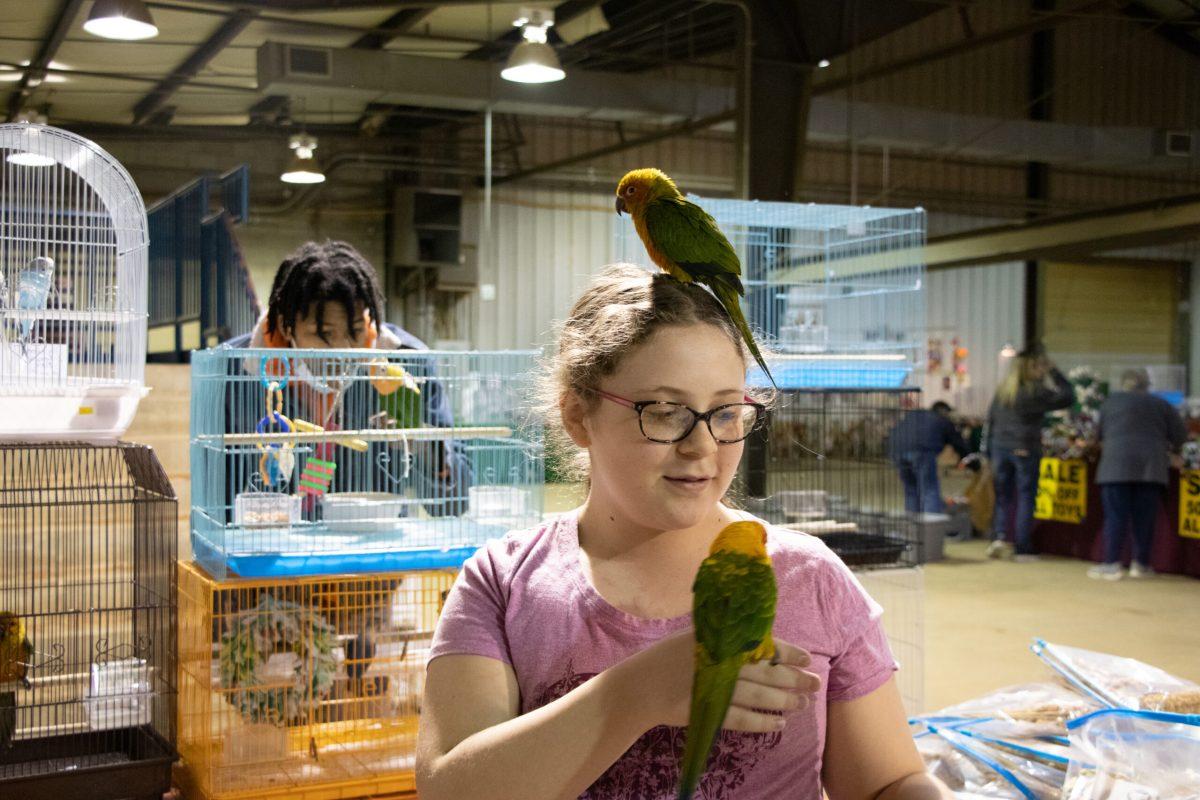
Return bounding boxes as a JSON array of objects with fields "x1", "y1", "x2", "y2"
[
  {"x1": 1180, "y1": 470, "x2": 1200, "y2": 540},
  {"x1": 1034, "y1": 458, "x2": 1087, "y2": 524}
]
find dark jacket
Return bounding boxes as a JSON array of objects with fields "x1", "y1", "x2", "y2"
[
  {"x1": 222, "y1": 321, "x2": 472, "y2": 515},
  {"x1": 1096, "y1": 391, "x2": 1187, "y2": 485},
  {"x1": 887, "y1": 409, "x2": 969, "y2": 461},
  {"x1": 985, "y1": 368, "x2": 1075, "y2": 454}
]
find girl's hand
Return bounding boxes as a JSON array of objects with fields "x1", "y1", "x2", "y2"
[{"x1": 614, "y1": 629, "x2": 821, "y2": 733}]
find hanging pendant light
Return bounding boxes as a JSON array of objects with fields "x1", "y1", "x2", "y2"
[
  {"x1": 84, "y1": 0, "x2": 159, "y2": 41},
  {"x1": 501, "y1": 8, "x2": 565, "y2": 84},
  {"x1": 6, "y1": 112, "x2": 55, "y2": 167},
  {"x1": 280, "y1": 134, "x2": 325, "y2": 184}
]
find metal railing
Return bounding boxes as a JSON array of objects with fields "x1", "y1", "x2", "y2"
[{"x1": 147, "y1": 165, "x2": 259, "y2": 361}]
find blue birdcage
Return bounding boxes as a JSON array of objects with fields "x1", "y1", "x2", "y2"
[
  {"x1": 189, "y1": 347, "x2": 543, "y2": 579},
  {"x1": 615, "y1": 196, "x2": 926, "y2": 390}
]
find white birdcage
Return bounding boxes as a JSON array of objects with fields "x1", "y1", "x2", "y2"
[{"x1": 0, "y1": 123, "x2": 148, "y2": 441}]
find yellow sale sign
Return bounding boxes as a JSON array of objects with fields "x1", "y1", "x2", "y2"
[
  {"x1": 1179, "y1": 470, "x2": 1200, "y2": 540},
  {"x1": 1034, "y1": 458, "x2": 1088, "y2": 524}
]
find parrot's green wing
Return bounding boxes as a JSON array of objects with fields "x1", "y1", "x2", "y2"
[
  {"x1": 380, "y1": 384, "x2": 424, "y2": 431},
  {"x1": 693, "y1": 551, "x2": 777, "y2": 663},
  {"x1": 678, "y1": 551, "x2": 777, "y2": 800},
  {"x1": 645, "y1": 198, "x2": 744, "y2": 293}
]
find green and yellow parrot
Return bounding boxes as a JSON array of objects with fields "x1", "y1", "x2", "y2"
[
  {"x1": 616, "y1": 168, "x2": 777, "y2": 389},
  {"x1": 679, "y1": 520, "x2": 777, "y2": 800},
  {"x1": 0, "y1": 611, "x2": 33, "y2": 750}
]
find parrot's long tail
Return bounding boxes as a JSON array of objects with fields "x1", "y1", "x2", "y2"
[
  {"x1": 678, "y1": 657, "x2": 741, "y2": 800},
  {"x1": 711, "y1": 282, "x2": 777, "y2": 390},
  {"x1": 0, "y1": 691, "x2": 15, "y2": 750}
]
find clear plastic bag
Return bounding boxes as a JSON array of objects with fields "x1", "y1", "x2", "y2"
[
  {"x1": 930, "y1": 725, "x2": 1066, "y2": 800},
  {"x1": 931, "y1": 682, "x2": 1100, "y2": 737},
  {"x1": 914, "y1": 725, "x2": 1031, "y2": 798},
  {"x1": 1032, "y1": 640, "x2": 1199, "y2": 710},
  {"x1": 1064, "y1": 709, "x2": 1200, "y2": 800}
]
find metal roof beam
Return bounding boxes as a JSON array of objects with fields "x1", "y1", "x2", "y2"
[
  {"x1": 813, "y1": 0, "x2": 1106, "y2": 96},
  {"x1": 771, "y1": 193, "x2": 1200, "y2": 281},
  {"x1": 6, "y1": 0, "x2": 85, "y2": 121},
  {"x1": 1121, "y1": 1, "x2": 1200, "y2": 62},
  {"x1": 351, "y1": 8, "x2": 433, "y2": 49},
  {"x1": 132, "y1": 9, "x2": 258, "y2": 125}
]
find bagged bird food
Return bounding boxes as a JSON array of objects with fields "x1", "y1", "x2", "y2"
[
  {"x1": 918, "y1": 722, "x2": 1066, "y2": 799},
  {"x1": 1032, "y1": 640, "x2": 1199, "y2": 710},
  {"x1": 1063, "y1": 709, "x2": 1200, "y2": 800}
]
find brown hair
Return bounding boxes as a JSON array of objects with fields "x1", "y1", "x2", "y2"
[{"x1": 537, "y1": 263, "x2": 773, "y2": 483}]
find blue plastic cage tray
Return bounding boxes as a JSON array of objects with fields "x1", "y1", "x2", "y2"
[
  {"x1": 748, "y1": 360, "x2": 912, "y2": 390},
  {"x1": 191, "y1": 517, "x2": 513, "y2": 578}
]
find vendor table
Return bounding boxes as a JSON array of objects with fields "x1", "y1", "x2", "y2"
[{"x1": 1025, "y1": 466, "x2": 1200, "y2": 577}]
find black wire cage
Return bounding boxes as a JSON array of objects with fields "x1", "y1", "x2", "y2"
[
  {"x1": 742, "y1": 388, "x2": 924, "y2": 568},
  {"x1": 0, "y1": 443, "x2": 177, "y2": 800}
]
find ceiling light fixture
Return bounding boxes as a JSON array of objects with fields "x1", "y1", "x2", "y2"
[
  {"x1": 502, "y1": 8, "x2": 565, "y2": 84},
  {"x1": 280, "y1": 133, "x2": 325, "y2": 184},
  {"x1": 817, "y1": 59, "x2": 831, "y2": 68},
  {"x1": 7, "y1": 112, "x2": 55, "y2": 167},
  {"x1": 84, "y1": 0, "x2": 160, "y2": 41}
]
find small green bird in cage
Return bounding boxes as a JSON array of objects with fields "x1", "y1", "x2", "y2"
[
  {"x1": 371, "y1": 361, "x2": 423, "y2": 431},
  {"x1": 0, "y1": 610, "x2": 34, "y2": 750}
]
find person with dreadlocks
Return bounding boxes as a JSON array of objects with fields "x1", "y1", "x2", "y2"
[
  {"x1": 225, "y1": 239, "x2": 471, "y2": 516},
  {"x1": 219, "y1": 241, "x2": 471, "y2": 704}
]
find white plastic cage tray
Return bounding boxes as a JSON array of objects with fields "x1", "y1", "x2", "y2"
[
  {"x1": 0, "y1": 123, "x2": 149, "y2": 441},
  {"x1": 84, "y1": 657, "x2": 153, "y2": 731}
]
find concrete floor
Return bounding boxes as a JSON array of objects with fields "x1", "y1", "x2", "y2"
[{"x1": 924, "y1": 537, "x2": 1200, "y2": 711}]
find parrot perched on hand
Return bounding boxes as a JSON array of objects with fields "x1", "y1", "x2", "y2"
[
  {"x1": 0, "y1": 611, "x2": 34, "y2": 750},
  {"x1": 616, "y1": 168, "x2": 776, "y2": 389},
  {"x1": 678, "y1": 520, "x2": 777, "y2": 800}
]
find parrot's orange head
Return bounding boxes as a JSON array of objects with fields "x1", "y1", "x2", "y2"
[
  {"x1": 708, "y1": 521, "x2": 768, "y2": 558},
  {"x1": 615, "y1": 168, "x2": 680, "y2": 217}
]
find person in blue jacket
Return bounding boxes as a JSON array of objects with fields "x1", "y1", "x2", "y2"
[
  {"x1": 224, "y1": 239, "x2": 471, "y2": 515},
  {"x1": 887, "y1": 400, "x2": 970, "y2": 514}
]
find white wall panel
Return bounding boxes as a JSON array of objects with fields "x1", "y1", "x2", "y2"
[
  {"x1": 923, "y1": 214, "x2": 1026, "y2": 417},
  {"x1": 467, "y1": 186, "x2": 618, "y2": 351}
]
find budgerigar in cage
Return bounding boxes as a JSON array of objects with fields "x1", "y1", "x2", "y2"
[
  {"x1": 615, "y1": 168, "x2": 776, "y2": 388},
  {"x1": 0, "y1": 611, "x2": 34, "y2": 749},
  {"x1": 679, "y1": 521, "x2": 777, "y2": 800},
  {"x1": 16, "y1": 256, "x2": 54, "y2": 343}
]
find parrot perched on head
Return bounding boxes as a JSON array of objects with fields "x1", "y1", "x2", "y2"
[
  {"x1": 0, "y1": 611, "x2": 34, "y2": 750},
  {"x1": 616, "y1": 168, "x2": 776, "y2": 389},
  {"x1": 678, "y1": 520, "x2": 777, "y2": 800}
]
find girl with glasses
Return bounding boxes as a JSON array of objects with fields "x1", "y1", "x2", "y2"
[{"x1": 417, "y1": 264, "x2": 946, "y2": 799}]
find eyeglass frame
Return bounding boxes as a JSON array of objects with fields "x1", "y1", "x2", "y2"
[{"x1": 590, "y1": 388, "x2": 766, "y2": 444}]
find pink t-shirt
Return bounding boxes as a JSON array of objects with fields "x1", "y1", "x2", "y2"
[{"x1": 429, "y1": 511, "x2": 898, "y2": 799}]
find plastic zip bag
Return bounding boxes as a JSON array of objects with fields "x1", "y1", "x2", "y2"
[
  {"x1": 1064, "y1": 709, "x2": 1200, "y2": 800},
  {"x1": 928, "y1": 682, "x2": 1100, "y2": 737},
  {"x1": 1031, "y1": 640, "x2": 1198, "y2": 711},
  {"x1": 914, "y1": 724, "x2": 1032, "y2": 799},
  {"x1": 930, "y1": 725, "x2": 1066, "y2": 800},
  {"x1": 951, "y1": 722, "x2": 1073, "y2": 771}
]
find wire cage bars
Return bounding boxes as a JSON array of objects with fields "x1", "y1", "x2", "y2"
[
  {"x1": 857, "y1": 567, "x2": 925, "y2": 715},
  {"x1": 177, "y1": 560, "x2": 455, "y2": 800},
  {"x1": 0, "y1": 124, "x2": 148, "y2": 440},
  {"x1": 615, "y1": 196, "x2": 926, "y2": 378},
  {"x1": 741, "y1": 387, "x2": 924, "y2": 569},
  {"x1": 190, "y1": 347, "x2": 543, "y2": 579},
  {"x1": 0, "y1": 443, "x2": 176, "y2": 800}
]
